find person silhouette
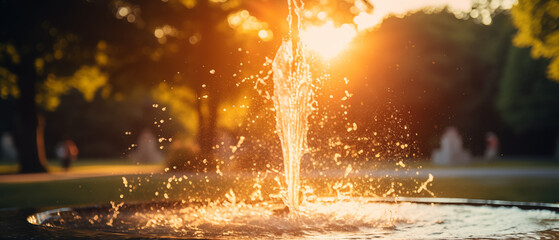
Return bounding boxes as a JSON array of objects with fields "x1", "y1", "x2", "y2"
[{"x1": 56, "y1": 140, "x2": 79, "y2": 171}]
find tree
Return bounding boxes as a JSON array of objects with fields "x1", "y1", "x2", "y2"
[
  {"x1": 511, "y1": 0, "x2": 559, "y2": 81},
  {"x1": 328, "y1": 11, "x2": 516, "y2": 155},
  {"x1": 496, "y1": 46, "x2": 559, "y2": 154},
  {"x1": 0, "y1": 1, "x2": 114, "y2": 173},
  {"x1": 0, "y1": 0, "x2": 278, "y2": 172},
  {"x1": 128, "y1": 0, "x2": 277, "y2": 170}
]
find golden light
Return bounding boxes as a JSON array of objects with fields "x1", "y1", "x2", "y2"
[
  {"x1": 258, "y1": 29, "x2": 273, "y2": 42},
  {"x1": 297, "y1": 0, "x2": 516, "y2": 60},
  {"x1": 301, "y1": 21, "x2": 357, "y2": 60},
  {"x1": 227, "y1": 10, "x2": 273, "y2": 41},
  {"x1": 350, "y1": 0, "x2": 516, "y2": 30},
  {"x1": 154, "y1": 29, "x2": 164, "y2": 39}
]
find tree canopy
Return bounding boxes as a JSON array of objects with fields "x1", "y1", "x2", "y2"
[
  {"x1": 0, "y1": 0, "x2": 278, "y2": 172},
  {"x1": 511, "y1": 0, "x2": 559, "y2": 81}
]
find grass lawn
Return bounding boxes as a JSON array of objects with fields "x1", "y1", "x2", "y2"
[
  {"x1": 429, "y1": 177, "x2": 559, "y2": 203},
  {"x1": 0, "y1": 173, "x2": 249, "y2": 208}
]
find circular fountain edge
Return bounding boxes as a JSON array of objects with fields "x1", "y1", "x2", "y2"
[{"x1": 28, "y1": 197, "x2": 559, "y2": 226}]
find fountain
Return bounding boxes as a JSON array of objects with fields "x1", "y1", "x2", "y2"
[
  {"x1": 272, "y1": 0, "x2": 312, "y2": 214},
  {"x1": 18, "y1": 0, "x2": 559, "y2": 239}
]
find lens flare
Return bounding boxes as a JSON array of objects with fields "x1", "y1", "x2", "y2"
[{"x1": 301, "y1": 21, "x2": 357, "y2": 60}]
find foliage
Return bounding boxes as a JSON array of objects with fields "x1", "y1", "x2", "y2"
[
  {"x1": 217, "y1": 93, "x2": 251, "y2": 131},
  {"x1": 152, "y1": 83, "x2": 198, "y2": 136},
  {"x1": 0, "y1": 0, "x2": 277, "y2": 171},
  {"x1": 511, "y1": 0, "x2": 559, "y2": 81},
  {"x1": 0, "y1": 68, "x2": 18, "y2": 99},
  {"x1": 496, "y1": 46, "x2": 559, "y2": 133},
  {"x1": 333, "y1": 11, "x2": 515, "y2": 155},
  {"x1": 0, "y1": 21, "x2": 108, "y2": 109},
  {"x1": 37, "y1": 66, "x2": 108, "y2": 111}
]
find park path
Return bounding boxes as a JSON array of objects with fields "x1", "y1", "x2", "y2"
[
  {"x1": 0, "y1": 165, "x2": 162, "y2": 183},
  {"x1": 362, "y1": 168, "x2": 559, "y2": 178},
  {"x1": 306, "y1": 168, "x2": 559, "y2": 179}
]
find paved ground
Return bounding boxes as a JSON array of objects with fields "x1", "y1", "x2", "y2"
[
  {"x1": 410, "y1": 168, "x2": 559, "y2": 178},
  {"x1": 0, "y1": 165, "x2": 162, "y2": 183},
  {"x1": 352, "y1": 168, "x2": 559, "y2": 178}
]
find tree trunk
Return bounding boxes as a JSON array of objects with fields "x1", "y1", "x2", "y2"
[
  {"x1": 195, "y1": 90, "x2": 218, "y2": 163},
  {"x1": 194, "y1": 0, "x2": 218, "y2": 169},
  {"x1": 196, "y1": 89, "x2": 209, "y2": 158},
  {"x1": 205, "y1": 95, "x2": 219, "y2": 163},
  {"x1": 14, "y1": 60, "x2": 48, "y2": 173},
  {"x1": 555, "y1": 133, "x2": 559, "y2": 159}
]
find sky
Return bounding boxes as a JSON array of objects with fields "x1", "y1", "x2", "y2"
[
  {"x1": 354, "y1": 0, "x2": 517, "y2": 30},
  {"x1": 302, "y1": 0, "x2": 517, "y2": 58}
]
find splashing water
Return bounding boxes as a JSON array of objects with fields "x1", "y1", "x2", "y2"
[
  {"x1": 29, "y1": 198, "x2": 559, "y2": 239},
  {"x1": 272, "y1": 0, "x2": 313, "y2": 213}
]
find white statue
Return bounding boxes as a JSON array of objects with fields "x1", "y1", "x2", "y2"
[
  {"x1": 129, "y1": 129, "x2": 164, "y2": 163},
  {"x1": 432, "y1": 127, "x2": 471, "y2": 165},
  {"x1": 1, "y1": 132, "x2": 17, "y2": 162}
]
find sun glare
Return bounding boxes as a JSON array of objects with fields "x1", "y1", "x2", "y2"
[{"x1": 301, "y1": 21, "x2": 357, "y2": 60}]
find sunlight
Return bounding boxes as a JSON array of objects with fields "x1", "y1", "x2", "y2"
[
  {"x1": 352, "y1": 0, "x2": 517, "y2": 30},
  {"x1": 299, "y1": 0, "x2": 516, "y2": 60},
  {"x1": 301, "y1": 21, "x2": 357, "y2": 60},
  {"x1": 227, "y1": 10, "x2": 273, "y2": 42}
]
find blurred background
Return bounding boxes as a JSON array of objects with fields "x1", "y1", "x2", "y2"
[{"x1": 1, "y1": 0, "x2": 558, "y2": 207}]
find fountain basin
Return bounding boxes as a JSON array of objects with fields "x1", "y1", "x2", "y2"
[{"x1": 22, "y1": 197, "x2": 559, "y2": 239}]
